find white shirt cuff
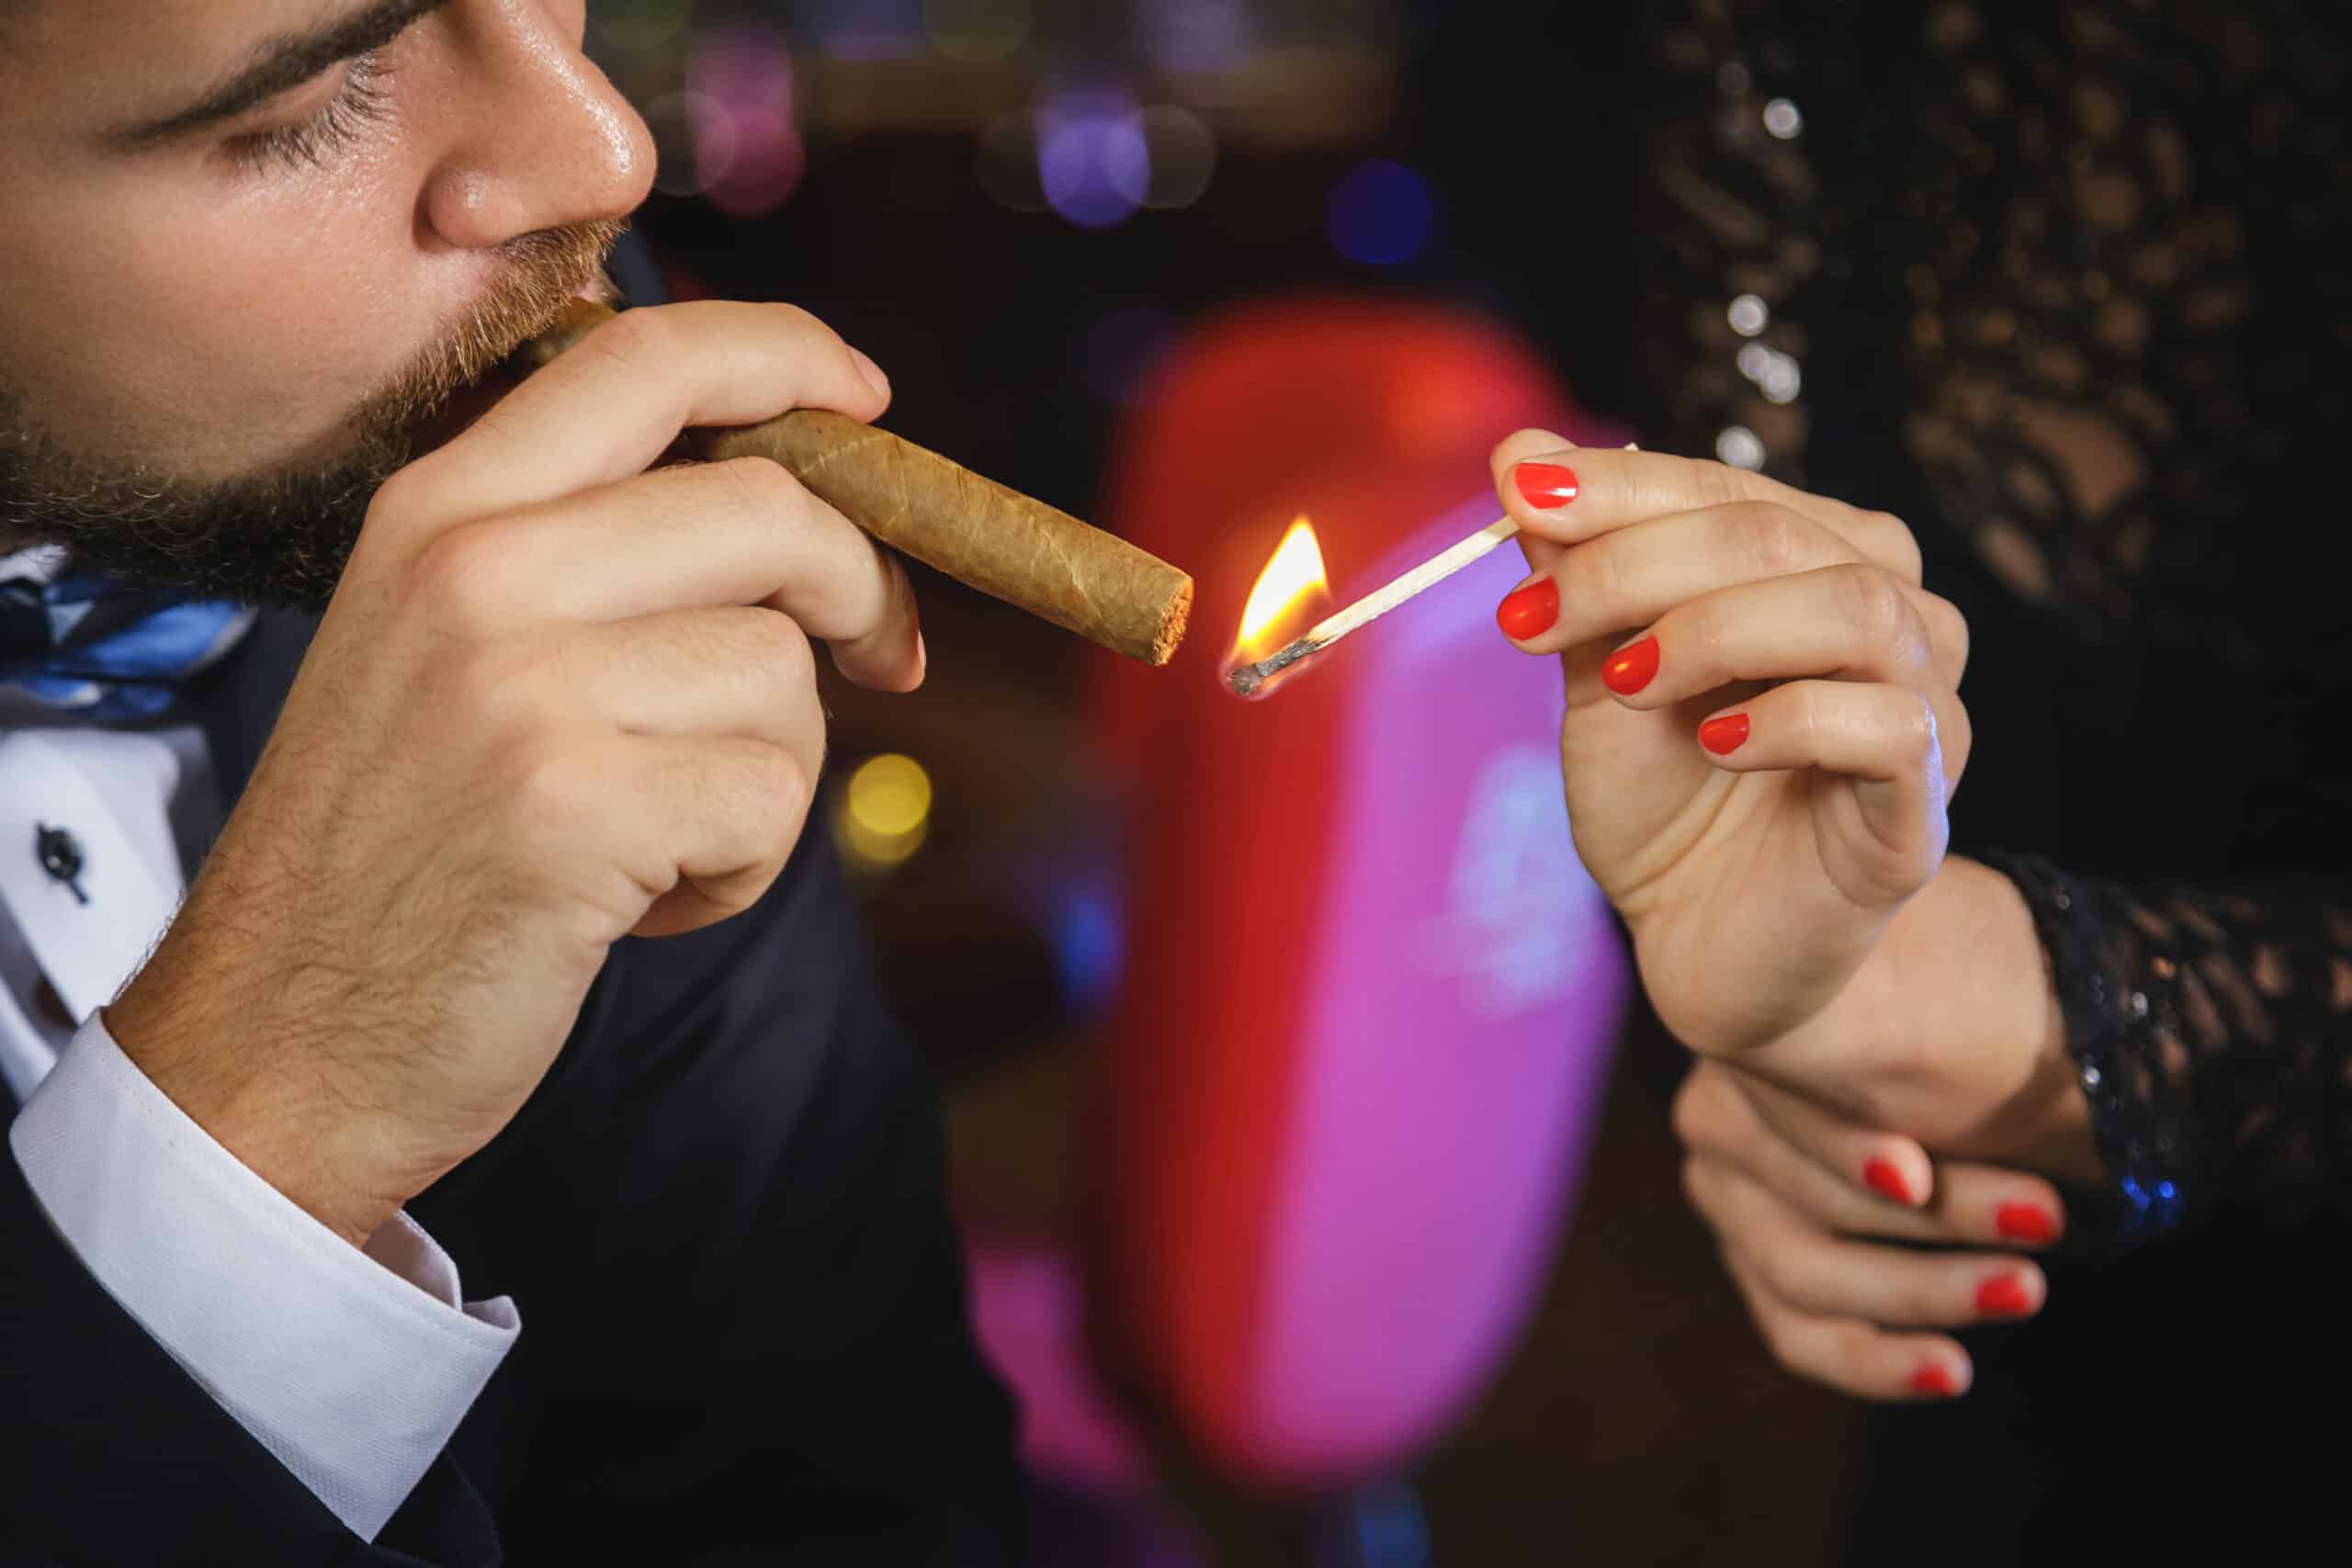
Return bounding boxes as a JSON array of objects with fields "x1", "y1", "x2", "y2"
[{"x1": 8, "y1": 1013, "x2": 519, "y2": 1541}]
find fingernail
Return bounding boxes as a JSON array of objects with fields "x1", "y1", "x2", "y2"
[
  {"x1": 1497, "y1": 576, "x2": 1561, "y2": 640},
  {"x1": 850, "y1": 347, "x2": 891, "y2": 400},
  {"x1": 1600, "y1": 635, "x2": 1659, "y2": 695},
  {"x1": 1910, "y1": 1365, "x2": 1958, "y2": 1398},
  {"x1": 1996, "y1": 1203, "x2": 2056, "y2": 1245},
  {"x1": 1699, "y1": 713, "x2": 1752, "y2": 755},
  {"x1": 1863, "y1": 1158, "x2": 1914, "y2": 1206},
  {"x1": 1976, "y1": 1273, "x2": 2034, "y2": 1318},
  {"x1": 1514, "y1": 461, "x2": 1580, "y2": 509}
]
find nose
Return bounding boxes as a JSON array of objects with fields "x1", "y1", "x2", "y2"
[{"x1": 418, "y1": 2, "x2": 656, "y2": 252}]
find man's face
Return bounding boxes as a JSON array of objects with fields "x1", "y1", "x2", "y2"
[{"x1": 0, "y1": 0, "x2": 654, "y2": 606}]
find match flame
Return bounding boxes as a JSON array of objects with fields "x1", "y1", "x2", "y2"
[{"x1": 1231, "y1": 517, "x2": 1329, "y2": 663}]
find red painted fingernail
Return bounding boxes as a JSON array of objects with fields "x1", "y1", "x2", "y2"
[
  {"x1": 1976, "y1": 1274, "x2": 2034, "y2": 1318},
  {"x1": 1996, "y1": 1203, "x2": 2056, "y2": 1245},
  {"x1": 1863, "y1": 1158, "x2": 1913, "y2": 1206},
  {"x1": 1514, "y1": 461, "x2": 1580, "y2": 509},
  {"x1": 1699, "y1": 713, "x2": 1752, "y2": 755},
  {"x1": 1600, "y1": 635, "x2": 1659, "y2": 694},
  {"x1": 1910, "y1": 1366, "x2": 1958, "y2": 1398},
  {"x1": 1497, "y1": 577, "x2": 1561, "y2": 640}
]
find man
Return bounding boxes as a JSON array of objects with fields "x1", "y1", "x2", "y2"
[{"x1": 1, "y1": 2, "x2": 1020, "y2": 1562}]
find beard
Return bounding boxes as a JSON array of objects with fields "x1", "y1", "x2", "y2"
[{"x1": 0, "y1": 219, "x2": 628, "y2": 612}]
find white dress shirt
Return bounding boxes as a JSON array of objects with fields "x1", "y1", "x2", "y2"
[{"x1": 2, "y1": 686, "x2": 519, "y2": 1540}]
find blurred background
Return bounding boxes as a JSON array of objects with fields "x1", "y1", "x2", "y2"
[{"x1": 585, "y1": 3, "x2": 1863, "y2": 1562}]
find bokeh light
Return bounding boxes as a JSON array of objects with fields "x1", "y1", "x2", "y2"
[
  {"x1": 1327, "y1": 159, "x2": 1438, "y2": 267},
  {"x1": 1037, "y1": 88, "x2": 1151, "y2": 231},
  {"x1": 1715, "y1": 424, "x2": 1767, "y2": 470},
  {"x1": 923, "y1": 0, "x2": 1033, "y2": 63},
  {"x1": 1145, "y1": 0, "x2": 1258, "y2": 73},
  {"x1": 687, "y1": 23, "x2": 807, "y2": 218},
  {"x1": 1048, "y1": 880, "x2": 1125, "y2": 1012},
  {"x1": 803, "y1": 0, "x2": 926, "y2": 60},
  {"x1": 839, "y1": 753, "x2": 935, "y2": 871}
]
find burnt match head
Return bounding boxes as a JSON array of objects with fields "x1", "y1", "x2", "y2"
[{"x1": 1223, "y1": 637, "x2": 1315, "y2": 699}]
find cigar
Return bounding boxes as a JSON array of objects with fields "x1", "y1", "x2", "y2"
[{"x1": 513, "y1": 300, "x2": 1193, "y2": 665}]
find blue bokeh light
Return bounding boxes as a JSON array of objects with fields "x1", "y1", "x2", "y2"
[
  {"x1": 1327, "y1": 159, "x2": 1438, "y2": 267},
  {"x1": 1049, "y1": 883, "x2": 1125, "y2": 1012}
]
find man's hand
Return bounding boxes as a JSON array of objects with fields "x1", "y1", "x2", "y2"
[
  {"x1": 106, "y1": 302, "x2": 920, "y2": 1247},
  {"x1": 1674, "y1": 1061, "x2": 2068, "y2": 1401}
]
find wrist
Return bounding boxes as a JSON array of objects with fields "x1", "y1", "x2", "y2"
[
  {"x1": 1778, "y1": 856, "x2": 2102, "y2": 1186},
  {"x1": 105, "y1": 964, "x2": 413, "y2": 1250}
]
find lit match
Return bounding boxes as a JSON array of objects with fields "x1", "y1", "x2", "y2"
[{"x1": 1227, "y1": 515, "x2": 1522, "y2": 697}]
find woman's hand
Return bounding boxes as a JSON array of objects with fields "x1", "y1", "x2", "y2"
[
  {"x1": 1491, "y1": 432, "x2": 2099, "y2": 1176},
  {"x1": 1674, "y1": 1060, "x2": 2067, "y2": 1400},
  {"x1": 1490, "y1": 431, "x2": 1970, "y2": 1060}
]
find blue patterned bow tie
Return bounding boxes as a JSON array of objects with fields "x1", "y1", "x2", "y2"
[{"x1": 0, "y1": 557, "x2": 254, "y2": 721}]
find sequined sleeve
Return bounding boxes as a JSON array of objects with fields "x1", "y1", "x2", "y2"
[{"x1": 1972, "y1": 853, "x2": 2352, "y2": 1236}]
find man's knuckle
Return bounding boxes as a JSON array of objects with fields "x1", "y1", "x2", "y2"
[
  {"x1": 408, "y1": 523, "x2": 512, "y2": 629},
  {"x1": 708, "y1": 454, "x2": 796, "y2": 514},
  {"x1": 591, "y1": 305, "x2": 673, "y2": 370}
]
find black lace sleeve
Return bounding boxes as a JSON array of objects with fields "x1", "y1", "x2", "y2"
[
  {"x1": 1629, "y1": 1, "x2": 2352, "y2": 1236},
  {"x1": 1979, "y1": 853, "x2": 2352, "y2": 1238}
]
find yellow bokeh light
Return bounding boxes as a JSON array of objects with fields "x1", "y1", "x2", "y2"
[{"x1": 839, "y1": 753, "x2": 933, "y2": 870}]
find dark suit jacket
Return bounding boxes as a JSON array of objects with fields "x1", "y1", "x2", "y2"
[{"x1": 3, "y1": 547, "x2": 1021, "y2": 1559}]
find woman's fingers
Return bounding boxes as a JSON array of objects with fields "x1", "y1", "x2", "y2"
[
  {"x1": 1689, "y1": 1157, "x2": 2047, "y2": 1330},
  {"x1": 1717, "y1": 1247, "x2": 1974, "y2": 1404},
  {"x1": 1498, "y1": 502, "x2": 1870, "y2": 656},
  {"x1": 1680, "y1": 1060, "x2": 1932, "y2": 1213},
  {"x1": 1488, "y1": 431, "x2": 1924, "y2": 584},
  {"x1": 1593, "y1": 564, "x2": 1943, "y2": 706},
  {"x1": 1684, "y1": 1065, "x2": 2068, "y2": 1248},
  {"x1": 1702, "y1": 680, "x2": 1957, "y2": 898}
]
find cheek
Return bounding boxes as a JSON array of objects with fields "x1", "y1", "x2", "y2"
[{"x1": 20, "y1": 159, "x2": 467, "y2": 474}]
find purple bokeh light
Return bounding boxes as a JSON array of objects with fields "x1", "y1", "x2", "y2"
[
  {"x1": 1037, "y1": 88, "x2": 1151, "y2": 231},
  {"x1": 687, "y1": 23, "x2": 807, "y2": 218}
]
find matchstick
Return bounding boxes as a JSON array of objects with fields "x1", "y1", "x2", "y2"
[{"x1": 1227, "y1": 515, "x2": 1521, "y2": 696}]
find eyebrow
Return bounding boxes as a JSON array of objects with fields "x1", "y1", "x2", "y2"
[{"x1": 107, "y1": 0, "x2": 452, "y2": 150}]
